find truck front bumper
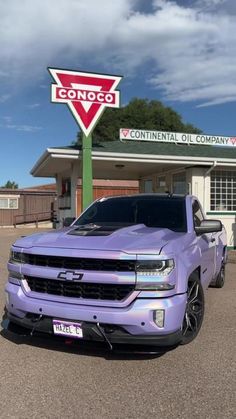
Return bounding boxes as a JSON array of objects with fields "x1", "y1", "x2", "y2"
[
  {"x1": 4, "y1": 310, "x2": 182, "y2": 347},
  {"x1": 4, "y1": 282, "x2": 186, "y2": 347}
]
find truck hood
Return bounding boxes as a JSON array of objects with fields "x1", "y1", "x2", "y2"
[{"x1": 13, "y1": 224, "x2": 187, "y2": 255}]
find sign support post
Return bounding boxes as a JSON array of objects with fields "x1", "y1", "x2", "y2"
[{"x1": 82, "y1": 133, "x2": 93, "y2": 210}]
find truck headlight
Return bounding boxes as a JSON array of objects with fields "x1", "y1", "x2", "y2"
[
  {"x1": 9, "y1": 250, "x2": 25, "y2": 264},
  {"x1": 136, "y1": 259, "x2": 175, "y2": 291},
  {"x1": 136, "y1": 259, "x2": 174, "y2": 276}
]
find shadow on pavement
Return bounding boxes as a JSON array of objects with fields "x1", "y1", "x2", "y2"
[{"x1": 0, "y1": 319, "x2": 177, "y2": 361}]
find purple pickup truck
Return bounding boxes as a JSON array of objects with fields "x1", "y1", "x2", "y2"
[{"x1": 4, "y1": 194, "x2": 227, "y2": 350}]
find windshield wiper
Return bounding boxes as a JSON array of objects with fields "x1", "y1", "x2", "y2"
[{"x1": 72, "y1": 223, "x2": 101, "y2": 229}]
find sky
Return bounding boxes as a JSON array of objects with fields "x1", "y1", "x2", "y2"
[{"x1": 1, "y1": 0, "x2": 236, "y2": 187}]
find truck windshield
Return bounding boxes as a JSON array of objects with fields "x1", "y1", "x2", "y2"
[{"x1": 74, "y1": 196, "x2": 187, "y2": 232}]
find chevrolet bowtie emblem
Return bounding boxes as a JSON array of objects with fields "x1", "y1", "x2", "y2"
[{"x1": 57, "y1": 271, "x2": 83, "y2": 281}]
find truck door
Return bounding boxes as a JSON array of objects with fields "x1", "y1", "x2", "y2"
[{"x1": 192, "y1": 200, "x2": 216, "y2": 287}]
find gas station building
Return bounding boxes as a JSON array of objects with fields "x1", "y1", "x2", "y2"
[{"x1": 31, "y1": 139, "x2": 236, "y2": 248}]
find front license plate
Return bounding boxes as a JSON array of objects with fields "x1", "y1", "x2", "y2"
[{"x1": 52, "y1": 320, "x2": 83, "y2": 339}]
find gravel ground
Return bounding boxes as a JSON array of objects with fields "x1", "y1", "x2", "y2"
[{"x1": 0, "y1": 228, "x2": 235, "y2": 419}]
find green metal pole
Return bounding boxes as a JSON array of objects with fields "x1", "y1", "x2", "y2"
[{"x1": 82, "y1": 133, "x2": 93, "y2": 211}]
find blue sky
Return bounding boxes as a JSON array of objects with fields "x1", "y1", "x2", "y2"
[{"x1": 1, "y1": 0, "x2": 236, "y2": 187}]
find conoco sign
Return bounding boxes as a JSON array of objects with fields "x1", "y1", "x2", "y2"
[{"x1": 49, "y1": 68, "x2": 122, "y2": 136}]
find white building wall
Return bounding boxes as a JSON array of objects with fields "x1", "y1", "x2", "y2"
[
  {"x1": 206, "y1": 214, "x2": 236, "y2": 248},
  {"x1": 56, "y1": 163, "x2": 236, "y2": 247},
  {"x1": 141, "y1": 166, "x2": 235, "y2": 247},
  {"x1": 70, "y1": 162, "x2": 78, "y2": 218},
  {"x1": 191, "y1": 167, "x2": 206, "y2": 211},
  {"x1": 55, "y1": 161, "x2": 80, "y2": 227}
]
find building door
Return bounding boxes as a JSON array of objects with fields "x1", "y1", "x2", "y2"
[{"x1": 144, "y1": 180, "x2": 153, "y2": 193}]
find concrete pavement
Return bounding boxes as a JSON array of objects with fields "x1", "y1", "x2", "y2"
[{"x1": 0, "y1": 228, "x2": 235, "y2": 419}]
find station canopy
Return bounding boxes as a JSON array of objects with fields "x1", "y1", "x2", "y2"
[{"x1": 31, "y1": 140, "x2": 236, "y2": 181}]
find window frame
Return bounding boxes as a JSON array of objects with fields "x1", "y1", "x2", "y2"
[
  {"x1": 0, "y1": 195, "x2": 19, "y2": 210},
  {"x1": 172, "y1": 171, "x2": 187, "y2": 194},
  {"x1": 210, "y1": 170, "x2": 236, "y2": 212},
  {"x1": 156, "y1": 176, "x2": 166, "y2": 193}
]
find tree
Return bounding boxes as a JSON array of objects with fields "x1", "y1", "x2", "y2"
[
  {"x1": 1, "y1": 180, "x2": 18, "y2": 189},
  {"x1": 75, "y1": 98, "x2": 201, "y2": 144}
]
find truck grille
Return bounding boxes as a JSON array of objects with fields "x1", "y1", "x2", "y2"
[
  {"x1": 23, "y1": 254, "x2": 136, "y2": 272},
  {"x1": 25, "y1": 276, "x2": 134, "y2": 301}
]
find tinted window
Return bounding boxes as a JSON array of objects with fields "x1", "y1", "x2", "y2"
[{"x1": 75, "y1": 196, "x2": 187, "y2": 232}]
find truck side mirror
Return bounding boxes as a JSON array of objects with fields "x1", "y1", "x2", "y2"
[{"x1": 195, "y1": 220, "x2": 222, "y2": 235}]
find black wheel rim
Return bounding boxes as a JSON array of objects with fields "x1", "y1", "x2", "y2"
[{"x1": 182, "y1": 280, "x2": 204, "y2": 339}]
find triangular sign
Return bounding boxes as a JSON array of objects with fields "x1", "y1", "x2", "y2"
[
  {"x1": 49, "y1": 68, "x2": 122, "y2": 137},
  {"x1": 121, "y1": 129, "x2": 130, "y2": 137}
]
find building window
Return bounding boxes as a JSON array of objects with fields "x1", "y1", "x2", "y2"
[
  {"x1": 58, "y1": 178, "x2": 71, "y2": 209},
  {"x1": 211, "y1": 170, "x2": 236, "y2": 211},
  {"x1": 172, "y1": 172, "x2": 187, "y2": 194},
  {"x1": 0, "y1": 196, "x2": 19, "y2": 209},
  {"x1": 157, "y1": 176, "x2": 166, "y2": 193}
]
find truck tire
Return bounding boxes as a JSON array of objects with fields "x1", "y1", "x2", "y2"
[
  {"x1": 181, "y1": 272, "x2": 205, "y2": 345},
  {"x1": 211, "y1": 247, "x2": 226, "y2": 288},
  {"x1": 213, "y1": 263, "x2": 225, "y2": 288}
]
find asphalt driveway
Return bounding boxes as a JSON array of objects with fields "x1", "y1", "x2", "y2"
[{"x1": 0, "y1": 228, "x2": 235, "y2": 419}]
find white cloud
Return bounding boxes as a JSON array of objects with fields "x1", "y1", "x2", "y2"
[
  {"x1": 0, "y1": 94, "x2": 11, "y2": 103},
  {"x1": 195, "y1": 0, "x2": 226, "y2": 7},
  {"x1": 1, "y1": 116, "x2": 12, "y2": 123},
  {"x1": 0, "y1": 122, "x2": 42, "y2": 132},
  {"x1": 195, "y1": 0, "x2": 229, "y2": 9},
  {"x1": 5, "y1": 124, "x2": 42, "y2": 132},
  {"x1": 0, "y1": 115, "x2": 42, "y2": 132},
  {"x1": 0, "y1": 70, "x2": 8, "y2": 77},
  {"x1": 0, "y1": 0, "x2": 236, "y2": 106},
  {"x1": 27, "y1": 103, "x2": 40, "y2": 109}
]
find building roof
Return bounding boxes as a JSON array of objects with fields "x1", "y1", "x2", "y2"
[
  {"x1": 31, "y1": 140, "x2": 236, "y2": 181},
  {"x1": 0, "y1": 187, "x2": 56, "y2": 195},
  {"x1": 60, "y1": 140, "x2": 236, "y2": 159}
]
